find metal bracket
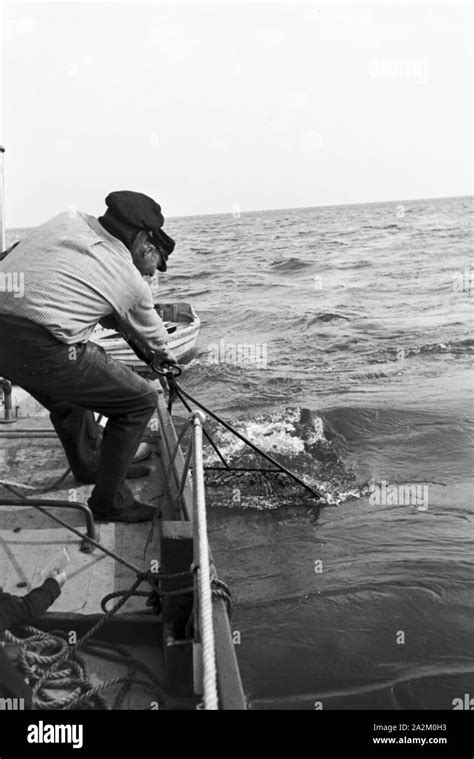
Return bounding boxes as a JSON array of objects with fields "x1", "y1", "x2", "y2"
[{"x1": 0, "y1": 378, "x2": 17, "y2": 424}]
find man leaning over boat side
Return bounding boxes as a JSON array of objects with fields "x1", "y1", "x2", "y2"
[{"x1": 0, "y1": 191, "x2": 177, "y2": 523}]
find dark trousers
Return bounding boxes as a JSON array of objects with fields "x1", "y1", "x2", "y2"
[{"x1": 0, "y1": 315, "x2": 157, "y2": 515}]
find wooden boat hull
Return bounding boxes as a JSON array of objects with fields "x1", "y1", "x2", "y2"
[{"x1": 91, "y1": 302, "x2": 200, "y2": 371}]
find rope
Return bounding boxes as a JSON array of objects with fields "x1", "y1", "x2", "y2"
[
  {"x1": 0, "y1": 467, "x2": 71, "y2": 496},
  {"x1": 211, "y1": 578, "x2": 233, "y2": 620},
  {"x1": 192, "y1": 412, "x2": 218, "y2": 710},
  {"x1": 168, "y1": 378, "x2": 322, "y2": 502},
  {"x1": 175, "y1": 389, "x2": 230, "y2": 469},
  {"x1": 5, "y1": 626, "x2": 174, "y2": 710},
  {"x1": 2, "y1": 533, "x2": 231, "y2": 711},
  {"x1": 100, "y1": 569, "x2": 195, "y2": 614}
]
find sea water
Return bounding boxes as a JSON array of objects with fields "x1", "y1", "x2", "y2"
[{"x1": 7, "y1": 195, "x2": 473, "y2": 709}]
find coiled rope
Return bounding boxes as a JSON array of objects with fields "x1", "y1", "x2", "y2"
[
  {"x1": 4, "y1": 567, "x2": 232, "y2": 710},
  {"x1": 5, "y1": 626, "x2": 167, "y2": 710},
  {"x1": 4, "y1": 568, "x2": 205, "y2": 710}
]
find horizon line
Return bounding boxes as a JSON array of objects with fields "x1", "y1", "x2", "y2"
[
  {"x1": 167, "y1": 192, "x2": 472, "y2": 221},
  {"x1": 5, "y1": 192, "x2": 472, "y2": 231}
]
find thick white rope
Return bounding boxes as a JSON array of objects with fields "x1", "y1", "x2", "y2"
[{"x1": 192, "y1": 411, "x2": 218, "y2": 710}]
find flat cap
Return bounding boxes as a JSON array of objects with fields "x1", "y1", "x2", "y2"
[{"x1": 98, "y1": 190, "x2": 175, "y2": 258}]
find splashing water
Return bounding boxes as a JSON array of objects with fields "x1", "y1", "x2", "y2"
[{"x1": 201, "y1": 407, "x2": 367, "y2": 510}]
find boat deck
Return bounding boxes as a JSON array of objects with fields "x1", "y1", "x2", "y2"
[
  {"x1": 0, "y1": 416, "x2": 161, "y2": 615},
  {"x1": 0, "y1": 383, "x2": 246, "y2": 709}
]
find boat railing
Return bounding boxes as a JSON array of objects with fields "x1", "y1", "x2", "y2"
[
  {"x1": 190, "y1": 410, "x2": 218, "y2": 709},
  {"x1": 154, "y1": 387, "x2": 246, "y2": 709}
]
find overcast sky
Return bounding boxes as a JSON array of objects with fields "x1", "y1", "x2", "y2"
[{"x1": 1, "y1": 1, "x2": 472, "y2": 227}]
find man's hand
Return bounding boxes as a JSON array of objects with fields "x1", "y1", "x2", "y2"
[
  {"x1": 42, "y1": 548, "x2": 69, "y2": 589},
  {"x1": 152, "y1": 347, "x2": 178, "y2": 370},
  {"x1": 159, "y1": 348, "x2": 178, "y2": 366},
  {"x1": 151, "y1": 348, "x2": 179, "y2": 392},
  {"x1": 45, "y1": 569, "x2": 67, "y2": 589}
]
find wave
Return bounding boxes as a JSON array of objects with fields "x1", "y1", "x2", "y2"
[
  {"x1": 349, "y1": 370, "x2": 390, "y2": 380},
  {"x1": 184, "y1": 287, "x2": 212, "y2": 297},
  {"x1": 201, "y1": 406, "x2": 365, "y2": 509},
  {"x1": 170, "y1": 271, "x2": 210, "y2": 280},
  {"x1": 335, "y1": 258, "x2": 373, "y2": 269},
  {"x1": 270, "y1": 257, "x2": 312, "y2": 272},
  {"x1": 301, "y1": 312, "x2": 351, "y2": 326},
  {"x1": 401, "y1": 338, "x2": 474, "y2": 357},
  {"x1": 190, "y1": 247, "x2": 214, "y2": 255},
  {"x1": 318, "y1": 405, "x2": 471, "y2": 476},
  {"x1": 362, "y1": 223, "x2": 401, "y2": 231},
  {"x1": 324, "y1": 239, "x2": 350, "y2": 246}
]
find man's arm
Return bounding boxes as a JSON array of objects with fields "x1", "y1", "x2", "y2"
[
  {"x1": 113, "y1": 291, "x2": 177, "y2": 365},
  {"x1": 0, "y1": 578, "x2": 61, "y2": 633}
]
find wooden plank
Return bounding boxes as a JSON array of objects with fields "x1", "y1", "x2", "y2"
[
  {"x1": 112, "y1": 447, "x2": 163, "y2": 614},
  {"x1": 0, "y1": 424, "x2": 163, "y2": 616},
  {"x1": 0, "y1": 506, "x2": 116, "y2": 614}
]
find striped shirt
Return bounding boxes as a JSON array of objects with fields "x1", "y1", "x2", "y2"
[{"x1": 0, "y1": 210, "x2": 170, "y2": 356}]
